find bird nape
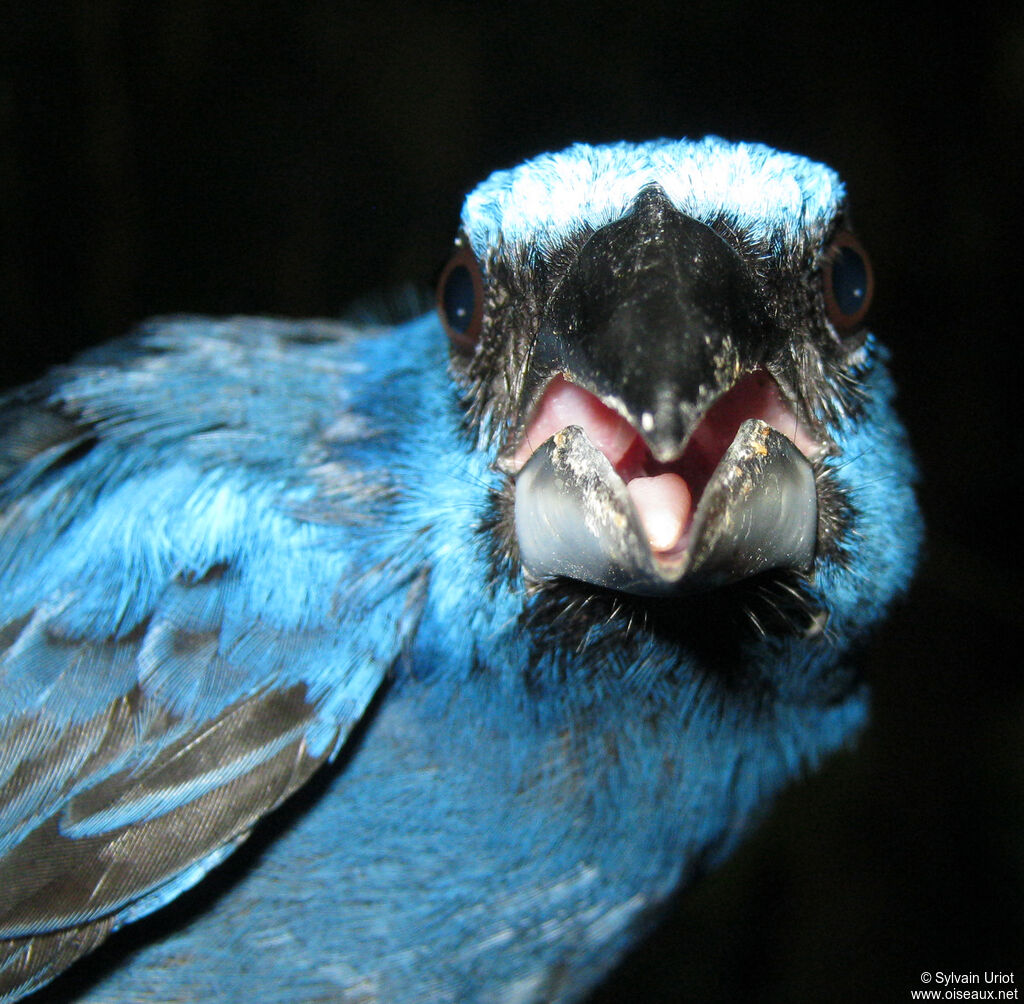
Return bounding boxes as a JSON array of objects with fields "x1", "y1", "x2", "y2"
[{"x1": 0, "y1": 138, "x2": 920, "y2": 1003}]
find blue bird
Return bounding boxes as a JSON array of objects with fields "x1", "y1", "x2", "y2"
[{"x1": 0, "y1": 138, "x2": 920, "y2": 1002}]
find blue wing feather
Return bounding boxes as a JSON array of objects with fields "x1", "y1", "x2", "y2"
[{"x1": 0, "y1": 317, "x2": 427, "y2": 996}]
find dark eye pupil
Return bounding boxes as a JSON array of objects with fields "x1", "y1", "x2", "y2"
[
  {"x1": 831, "y1": 245, "x2": 868, "y2": 317},
  {"x1": 442, "y1": 264, "x2": 476, "y2": 334}
]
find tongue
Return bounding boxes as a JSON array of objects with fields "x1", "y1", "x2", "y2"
[{"x1": 626, "y1": 472, "x2": 691, "y2": 555}]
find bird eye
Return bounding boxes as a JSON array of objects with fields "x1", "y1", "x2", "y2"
[
  {"x1": 822, "y1": 231, "x2": 874, "y2": 336},
  {"x1": 437, "y1": 245, "x2": 484, "y2": 352}
]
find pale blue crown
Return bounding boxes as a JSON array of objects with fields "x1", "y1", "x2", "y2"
[{"x1": 461, "y1": 137, "x2": 845, "y2": 259}]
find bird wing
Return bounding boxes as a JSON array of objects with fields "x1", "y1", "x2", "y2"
[{"x1": 0, "y1": 317, "x2": 422, "y2": 998}]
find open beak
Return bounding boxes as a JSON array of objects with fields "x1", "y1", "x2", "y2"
[{"x1": 504, "y1": 186, "x2": 820, "y2": 595}]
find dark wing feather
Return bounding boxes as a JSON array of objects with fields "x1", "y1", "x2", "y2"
[{"x1": 0, "y1": 318, "x2": 420, "y2": 999}]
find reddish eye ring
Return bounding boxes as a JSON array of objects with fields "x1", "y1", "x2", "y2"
[
  {"x1": 437, "y1": 246, "x2": 485, "y2": 352},
  {"x1": 822, "y1": 231, "x2": 874, "y2": 336}
]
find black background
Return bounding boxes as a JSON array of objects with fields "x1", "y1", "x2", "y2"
[{"x1": 2, "y1": 3, "x2": 1021, "y2": 1001}]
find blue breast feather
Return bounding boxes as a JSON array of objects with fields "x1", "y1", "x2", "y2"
[{"x1": 0, "y1": 139, "x2": 920, "y2": 1003}]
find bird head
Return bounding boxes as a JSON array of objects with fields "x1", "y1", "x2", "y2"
[{"x1": 439, "y1": 138, "x2": 890, "y2": 628}]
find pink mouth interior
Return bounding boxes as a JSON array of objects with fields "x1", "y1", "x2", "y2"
[{"x1": 510, "y1": 372, "x2": 819, "y2": 558}]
